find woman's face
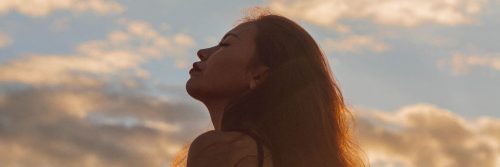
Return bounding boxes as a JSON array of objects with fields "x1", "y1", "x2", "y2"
[{"x1": 186, "y1": 22, "x2": 259, "y2": 103}]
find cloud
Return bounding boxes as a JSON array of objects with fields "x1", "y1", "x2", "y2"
[
  {"x1": 269, "y1": 0, "x2": 486, "y2": 30},
  {"x1": 0, "y1": 18, "x2": 201, "y2": 166},
  {"x1": 0, "y1": 19, "x2": 196, "y2": 87},
  {"x1": 0, "y1": 0, "x2": 123, "y2": 17},
  {"x1": 1, "y1": 85, "x2": 498, "y2": 167},
  {"x1": 436, "y1": 53, "x2": 500, "y2": 75},
  {"x1": 0, "y1": 32, "x2": 11, "y2": 48},
  {"x1": 323, "y1": 35, "x2": 389, "y2": 53},
  {"x1": 353, "y1": 104, "x2": 500, "y2": 167},
  {"x1": 3, "y1": 91, "x2": 496, "y2": 167},
  {"x1": 0, "y1": 87, "x2": 209, "y2": 167}
]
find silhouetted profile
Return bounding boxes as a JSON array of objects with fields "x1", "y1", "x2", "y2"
[{"x1": 173, "y1": 7, "x2": 366, "y2": 167}]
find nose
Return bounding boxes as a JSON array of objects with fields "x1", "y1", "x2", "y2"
[{"x1": 197, "y1": 48, "x2": 209, "y2": 61}]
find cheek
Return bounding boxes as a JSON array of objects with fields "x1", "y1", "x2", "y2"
[{"x1": 202, "y1": 56, "x2": 250, "y2": 95}]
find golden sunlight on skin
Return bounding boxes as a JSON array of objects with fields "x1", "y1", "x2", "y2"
[
  {"x1": 184, "y1": 18, "x2": 274, "y2": 166},
  {"x1": 185, "y1": 130, "x2": 273, "y2": 167},
  {"x1": 186, "y1": 22, "x2": 265, "y2": 131},
  {"x1": 1, "y1": 0, "x2": 499, "y2": 166}
]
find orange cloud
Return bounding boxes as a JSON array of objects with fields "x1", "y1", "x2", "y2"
[
  {"x1": 0, "y1": 0, "x2": 123, "y2": 17},
  {"x1": 323, "y1": 35, "x2": 389, "y2": 53},
  {"x1": 0, "y1": 32, "x2": 11, "y2": 48},
  {"x1": 0, "y1": 19, "x2": 196, "y2": 87},
  {"x1": 353, "y1": 104, "x2": 500, "y2": 167},
  {"x1": 437, "y1": 53, "x2": 500, "y2": 75},
  {"x1": 270, "y1": 0, "x2": 486, "y2": 30},
  {"x1": 0, "y1": 87, "x2": 209, "y2": 167},
  {"x1": 1, "y1": 85, "x2": 498, "y2": 167}
]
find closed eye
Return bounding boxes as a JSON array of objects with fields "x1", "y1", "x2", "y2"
[{"x1": 218, "y1": 42, "x2": 230, "y2": 47}]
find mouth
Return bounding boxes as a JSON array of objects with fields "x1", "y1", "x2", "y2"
[
  {"x1": 189, "y1": 62, "x2": 202, "y2": 74},
  {"x1": 189, "y1": 68, "x2": 201, "y2": 75}
]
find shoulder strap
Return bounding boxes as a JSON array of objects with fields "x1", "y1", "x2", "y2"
[{"x1": 231, "y1": 129, "x2": 264, "y2": 167}]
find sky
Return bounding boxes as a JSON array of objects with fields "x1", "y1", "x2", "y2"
[{"x1": 0, "y1": 0, "x2": 499, "y2": 167}]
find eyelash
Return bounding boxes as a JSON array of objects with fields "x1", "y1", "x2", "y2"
[{"x1": 218, "y1": 42, "x2": 230, "y2": 47}]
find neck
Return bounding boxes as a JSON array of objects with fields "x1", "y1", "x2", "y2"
[{"x1": 204, "y1": 99, "x2": 228, "y2": 131}]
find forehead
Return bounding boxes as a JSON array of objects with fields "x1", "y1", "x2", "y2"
[{"x1": 225, "y1": 22, "x2": 257, "y2": 40}]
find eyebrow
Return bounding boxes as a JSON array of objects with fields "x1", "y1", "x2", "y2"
[{"x1": 221, "y1": 33, "x2": 240, "y2": 40}]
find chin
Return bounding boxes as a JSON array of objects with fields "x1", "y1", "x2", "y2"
[{"x1": 185, "y1": 79, "x2": 203, "y2": 100}]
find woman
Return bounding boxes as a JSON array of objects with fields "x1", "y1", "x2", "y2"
[{"x1": 178, "y1": 9, "x2": 366, "y2": 167}]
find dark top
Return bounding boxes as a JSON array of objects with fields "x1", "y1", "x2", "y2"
[{"x1": 230, "y1": 129, "x2": 264, "y2": 167}]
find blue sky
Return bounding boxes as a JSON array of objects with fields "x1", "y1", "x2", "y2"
[
  {"x1": 0, "y1": 0, "x2": 499, "y2": 167},
  {"x1": 1, "y1": 0, "x2": 499, "y2": 117}
]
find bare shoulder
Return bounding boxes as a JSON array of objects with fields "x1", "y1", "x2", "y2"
[{"x1": 187, "y1": 130, "x2": 261, "y2": 167}]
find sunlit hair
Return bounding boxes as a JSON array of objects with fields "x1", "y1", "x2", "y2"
[{"x1": 172, "y1": 7, "x2": 367, "y2": 167}]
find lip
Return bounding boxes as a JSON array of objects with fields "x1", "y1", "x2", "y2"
[
  {"x1": 189, "y1": 68, "x2": 201, "y2": 75},
  {"x1": 190, "y1": 62, "x2": 202, "y2": 75}
]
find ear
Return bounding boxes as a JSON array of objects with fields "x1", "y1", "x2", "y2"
[{"x1": 249, "y1": 65, "x2": 269, "y2": 89}]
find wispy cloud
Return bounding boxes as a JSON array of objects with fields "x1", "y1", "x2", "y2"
[
  {"x1": 0, "y1": 19, "x2": 196, "y2": 87},
  {"x1": 0, "y1": 87, "x2": 208, "y2": 167},
  {"x1": 2, "y1": 89, "x2": 498, "y2": 167},
  {"x1": 0, "y1": 14, "x2": 199, "y2": 167},
  {"x1": 323, "y1": 35, "x2": 388, "y2": 53},
  {"x1": 0, "y1": 32, "x2": 11, "y2": 48},
  {"x1": 0, "y1": 0, "x2": 123, "y2": 17},
  {"x1": 354, "y1": 104, "x2": 500, "y2": 167},
  {"x1": 270, "y1": 0, "x2": 486, "y2": 31},
  {"x1": 437, "y1": 53, "x2": 500, "y2": 75}
]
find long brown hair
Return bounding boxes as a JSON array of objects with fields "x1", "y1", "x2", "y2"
[{"x1": 172, "y1": 9, "x2": 366, "y2": 167}]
